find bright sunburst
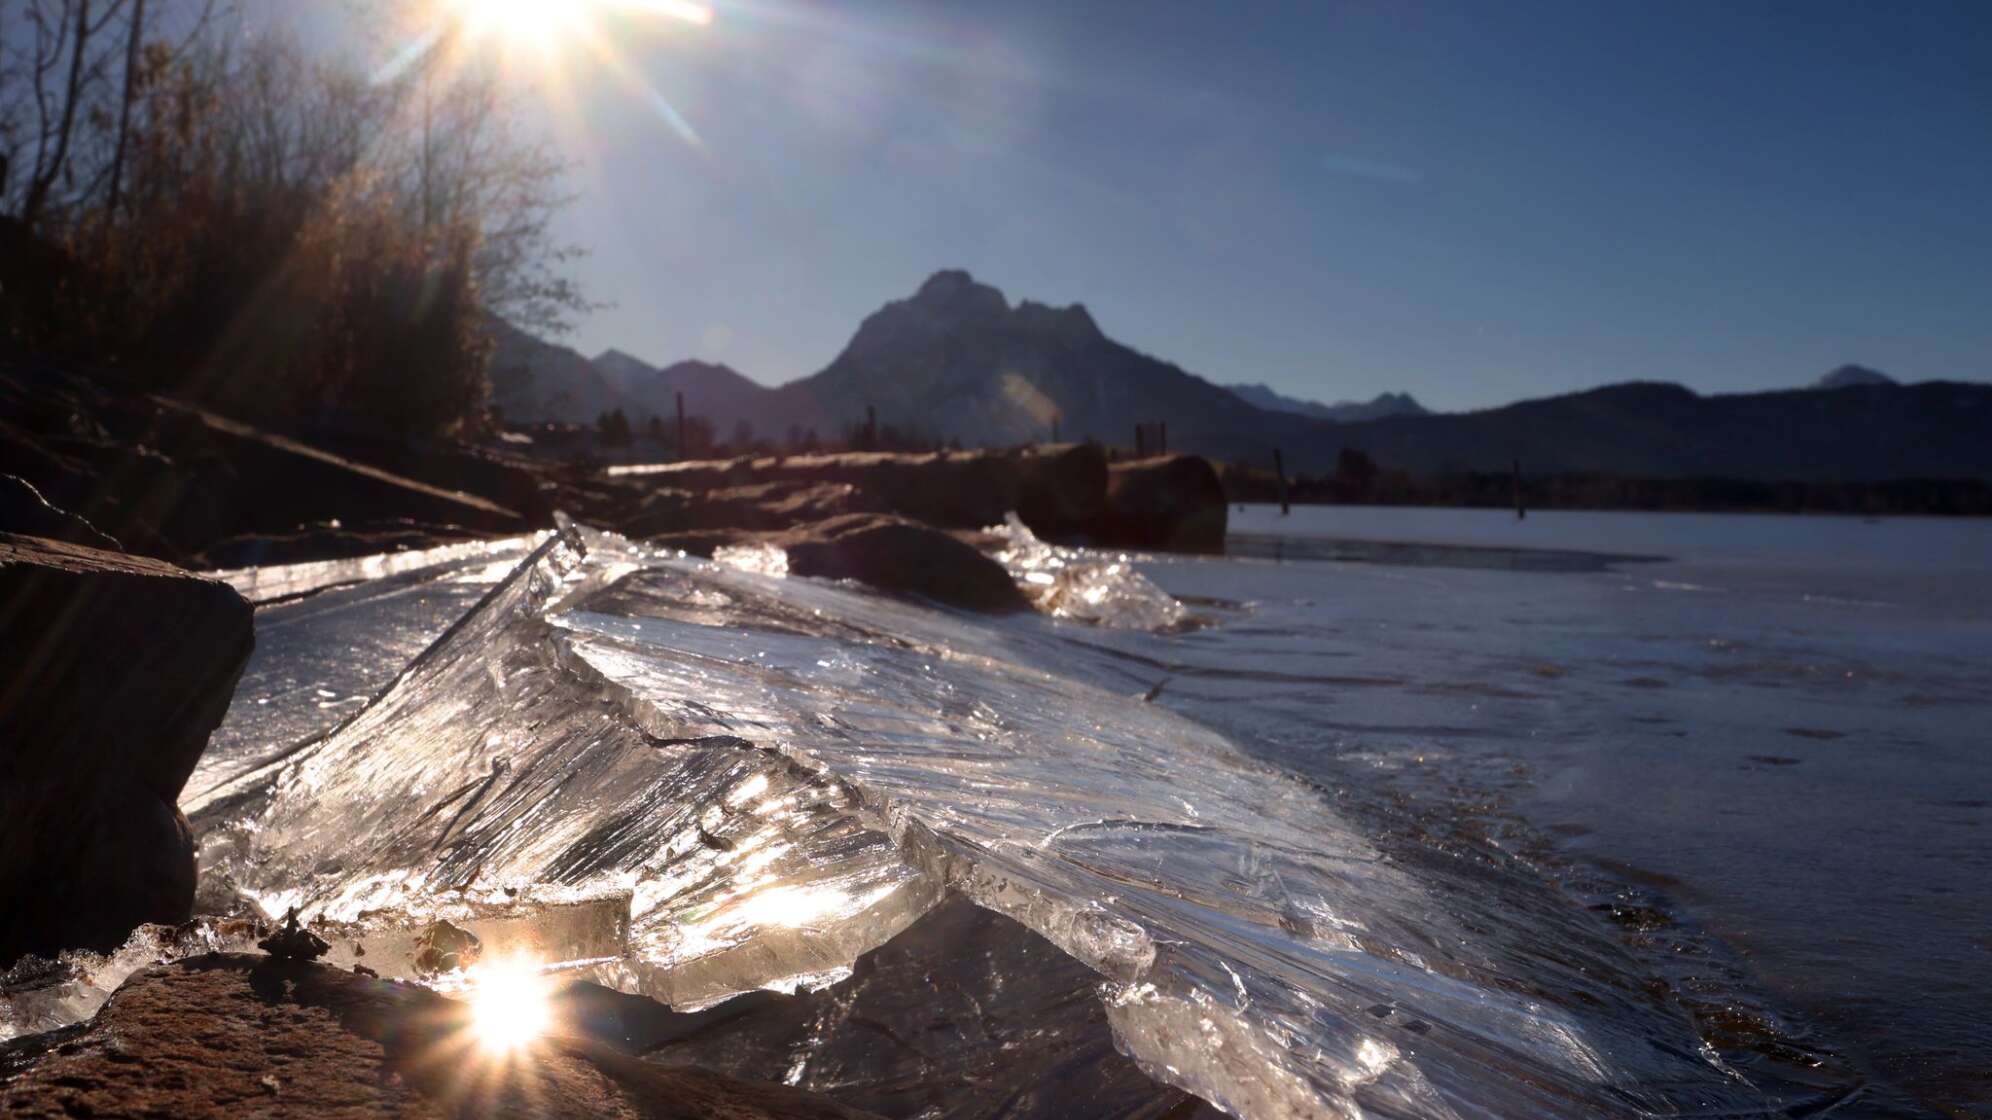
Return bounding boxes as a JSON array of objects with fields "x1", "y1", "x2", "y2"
[
  {"x1": 466, "y1": 954, "x2": 555, "y2": 1053},
  {"x1": 449, "y1": 0, "x2": 712, "y2": 49}
]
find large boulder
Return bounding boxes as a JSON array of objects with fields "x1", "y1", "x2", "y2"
[
  {"x1": 771, "y1": 514, "x2": 1032, "y2": 613},
  {"x1": 1095, "y1": 455, "x2": 1228, "y2": 553},
  {"x1": 0, "y1": 953, "x2": 882, "y2": 1118},
  {"x1": 1014, "y1": 443, "x2": 1109, "y2": 538},
  {"x1": 0, "y1": 534, "x2": 253, "y2": 963}
]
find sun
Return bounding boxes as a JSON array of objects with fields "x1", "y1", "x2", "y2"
[
  {"x1": 451, "y1": 0, "x2": 588, "y2": 46},
  {"x1": 447, "y1": 0, "x2": 713, "y2": 48},
  {"x1": 466, "y1": 954, "x2": 555, "y2": 1053}
]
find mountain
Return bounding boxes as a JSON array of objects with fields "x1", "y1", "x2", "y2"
[
  {"x1": 1816, "y1": 364, "x2": 1898, "y2": 390},
  {"x1": 591, "y1": 349, "x2": 771, "y2": 437},
  {"x1": 1225, "y1": 383, "x2": 1428, "y2": 422},
  {"x1": 767, "y1": 274, "x2": 1992, "y2": 479},
  {"x1": 486, "y1": 318, "x2": 623, "y2": 425},
  {"x1": 1312, "y1": 378, "x2": 1992, "y2": 481},
  {"x1": 490, "y1": 275, "x2": 1992, "y2": 482},
  {"x1": 752, "y1": 270, "x2": 1329, "y2": 455}
]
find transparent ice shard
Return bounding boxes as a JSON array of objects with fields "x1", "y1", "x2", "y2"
[
  {"x1": 985, "y1": 514, "x2": 1188, "y2": 630},
  {"x1": 212, "y1": 534, "x2": 542, "y2": 605},
  {"x1": 0, "y1": 922, "x2": 260, "y2": 1041}
]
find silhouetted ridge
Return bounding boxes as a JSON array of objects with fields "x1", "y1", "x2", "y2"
[
  {"x1": 492, "y1": 278, "x2": 1992, "y2": 482},
  {"x1": 1816, "y1": 364, "x2": 1897, "y2": 390}
]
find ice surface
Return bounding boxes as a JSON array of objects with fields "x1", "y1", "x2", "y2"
[{"x1": 12, "y1": 523, "x2": 1795, "y2": 1116}]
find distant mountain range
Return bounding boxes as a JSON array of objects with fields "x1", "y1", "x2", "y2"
[
  {"x1": 1223, "y1": 383, "x2": 1428, "y2": 423},
  {"x1": 592, "y1": 349, "x2": 767, "y2": 438},
  {"x1": 489, "y1": 272, "x2": 1992, "y2": 481}
]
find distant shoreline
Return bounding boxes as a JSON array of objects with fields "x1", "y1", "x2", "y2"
[
  {"x1": 1217, "y1": 468, "x2": 1992, "y2": 519},
  {"x1": 1229, "y1": 499, "x2": 1990, "y2": 521}
]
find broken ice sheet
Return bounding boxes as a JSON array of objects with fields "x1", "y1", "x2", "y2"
[
  {"x1": 171, "y1": 525, "x2": 1776, "y2": 1117},
  {"x1": 192, "y1": 531, "x2": 938, "y2": 1011}
]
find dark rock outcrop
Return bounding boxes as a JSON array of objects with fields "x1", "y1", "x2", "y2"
[
  {"x1": 1096, "y1": 455, "x2": 1228, "y2": 553},
  {"x1": 1, "y1": 362, "x2": 527, "y2": 566},
  {"x1": 772, "y1": 514, "x2": 1032, "y2": 613},
  {"x1": 614, "y1": 444, "x2": 1109, "y2": 540},
  {"x1": 1, "y1": 954, "x2": 882, "y2": 1118},
  {"x1": 0, "y1": 534, "x2": 253, "y2": 963}
]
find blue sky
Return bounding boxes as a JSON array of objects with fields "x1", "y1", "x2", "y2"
[{"x1": 332, "y1": 1, "x2": 1992, "y2": 411}]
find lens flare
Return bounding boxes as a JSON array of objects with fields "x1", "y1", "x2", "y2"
[{"x1": 466, "y1": 954, "x2": 554, "y2": 1053}]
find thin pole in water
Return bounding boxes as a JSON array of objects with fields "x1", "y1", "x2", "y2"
[
  {"x1": 1275, "y1": 448, "x2": 1290, "y2": 516},
  {"x1": 1514, "y1": 458, "x2": 1526, "y2": 520}
]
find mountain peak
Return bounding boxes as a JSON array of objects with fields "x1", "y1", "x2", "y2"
[
  {"x1": 1816, "y1": 364, "x2": 1897, "y2": 390},
  {"x1": 911, "y1": 269, "x2": 1009, "y2": 316},
  {"x1": 1015, "y1": 299, "x2": 1104, "y2": 345}
]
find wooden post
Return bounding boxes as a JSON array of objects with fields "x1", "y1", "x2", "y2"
[
  {"x1": 675, "y1": 392, "x2": 686, "y2": 460},
  {"x1": 1513, "y1": 457, "x2": 1526, "y2": 520},
  {"x1": 1274, "y1": 448, "x2": 1290, "y2": 516}
]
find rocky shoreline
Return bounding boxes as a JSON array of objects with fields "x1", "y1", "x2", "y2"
[
  {"x1": 0, "y1": 362, "x2": 1231, "y2": 1116},
  {"x1": 2, "y1": 359, "x2": 1224, "y2": 581}
]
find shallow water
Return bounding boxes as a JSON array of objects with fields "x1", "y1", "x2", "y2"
[
  {"x1": 1176, "y1": 506, "x2": 1992, "y2": 1116},
  {"x1": 11, "y1": 508, "x2": 1986, "y2": 1117}
]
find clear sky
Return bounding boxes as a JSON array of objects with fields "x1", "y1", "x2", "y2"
[{"x1": 341, "y1": 1, "x2": 1992, "y2": 411}]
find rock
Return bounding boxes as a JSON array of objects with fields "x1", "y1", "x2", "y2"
[
  {"x1": 258, "y1": 908, "x2": 331, "y2": 963},
  {"x1": 0, "y1": 534, "x2": 253, "y2": 963},
  {"x1": 607, "y1": 444, "x2": 1233, "y2": 557},
  {"x1": 622, "y1": 481, "x2": 883, "y2": 539},
  {"x1": 614, "y1": 444, "x2": 1108, "y2": 540},
  {"x1": 0, "y1": 362, "x2": 528, "y2": 565},
  {"x1": 1013, "y1": 443, "x2": 1109, "y2": 539},
  {"x1": 772, "y1": 514, "x2": 1032, "y2": 613},
  {"x1": 0, "y1": 954, "x2": 883, "y2": 1118},
  {"x1": 411, "y1": 919, "x2": 482, "y2": 976},
  {"x1": 1095, "y1": 455, "x2": 1228, "y2": 554}
]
